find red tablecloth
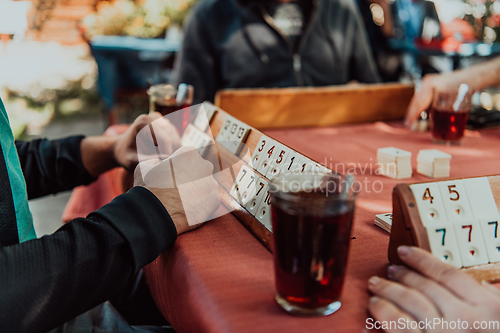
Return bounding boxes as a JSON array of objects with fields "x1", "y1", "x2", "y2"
[{"x1": 63, "y1": 122, "x2": 500, "y2": 333}]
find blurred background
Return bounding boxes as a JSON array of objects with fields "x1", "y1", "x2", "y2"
[{"x1": 2, "y1": 0, "x2": 500, "y2": 234}]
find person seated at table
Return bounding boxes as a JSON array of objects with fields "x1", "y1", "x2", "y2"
[
  {"x1": 405, "y1": 56, "x2": 500, "y2": 128},
  {"x1": 0, "y1": 99, "x2": 221, "y2": 332},
  {"x1": 172, "y1": 0, "x2": 381, "y2": 104},
  {"x1": 368, "y1": 246, "x2": 500, "y2": 333}
]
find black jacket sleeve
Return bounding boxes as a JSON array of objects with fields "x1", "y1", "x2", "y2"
[
  {"x1": 0, "y1": 186, "x2": 177, "y2": 333},
  {"x1": 15, "y1": 136, "x2": 96, "y2": 200}
]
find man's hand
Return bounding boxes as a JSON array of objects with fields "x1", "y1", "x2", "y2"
[
  {"x1": 81, "y1": 113, "x2": 181, "y2": 177},
  {"x1": 133, "y1": 146, "x2": 221, "y2": 235},
  {"x1": 404, "y1": 73, "x2": 471, "y2": 129},
  {"x1": 114, "y1": 112, "x2": 181, "y2": 172},
  {"x1": 367, "y1": 246, "x2": 500, "y2": 332}
]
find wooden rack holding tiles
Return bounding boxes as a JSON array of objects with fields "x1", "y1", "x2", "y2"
[
  {"x1": 180, "y1": 102, "x2": 331, "y2": 251},
  {"x1": 388, "y1": 176, "x2": 500, "y2": 282}
]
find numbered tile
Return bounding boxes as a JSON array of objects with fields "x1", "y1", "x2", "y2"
[
  {"x1": 238, "y1": 171, "x2": 259, "y2": 207},
  {"x1": 425, "y1": 224, "x2": 463, "y2": 268},
  {"x1": 193, "y1": 104, "x2": 217, "y2": 131},
  {"x1": 216, "y1": 115, "x2": 235, "y2": 143},
  {"x1": 250, "y1": 135, "x2": 271, "y2": 170},
  {"x1": 181, "y1": 124, "x2": 213, "y2": 155},
  {"x1": 257, "y1": 140, "x2": 281, "y2": 176},
  {"x1": 314, "y1": 163, "x2": 332, "y2": 175},
  {"x1": 296, "y1": 156, "x2": 315, "y2": 174},
  {"x1": 410, "y1": 183, "x2": 448, "y2": 225},
  {"x1": 227, "y1": 120, "x2": 251, "y2": 155},
  {"x1": 266, "y1": 145, "x2": 291, "y2": 179},
  {"x1": 280, "y1": 150, "x2": 302, "y2": 175},
  {"x1": 230, "y1": 165, "x2": 256, "y2": 205},
  {"x1": 479, "y1": 216, "x2": 500, "y2": 263},
  {"x1": 255, "y1": 188, "x2": 272, "y2": 231},
  {"x1": 245, "y1": 179, "x2": 268, "y2": 216},
  {"x1": 453, "y1": 221, "x2": 489, "y2": 267},
  {"x1": 463, "y1": 177, "x2": 500, "y2": 219},
  {"x1": 437, "y1": 180, "x2": 474, "y2": 223}
]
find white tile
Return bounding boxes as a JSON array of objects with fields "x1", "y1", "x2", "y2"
[
  {"x1": 215, "y1": 114, "x2": 234, "y2": 143},
  {"x1": 296, "y1": 156, "x2": 314, "y2": 174},
  {"x1": 250, "y1": 135, "x2": 271, "y2": 171},
  {"x1": 463, "y1": 177, "x2": 500, "y2": 219},
  {"x1": 229, "y1": 165, "x2": 256, "y2": 205},
  {"x1": 245, "y1": 179, "x2": 268, "y2": 216},
  {"x1": 266, "y1": 145, "x2": 292, "y2": 179},
  {"x1": 256, "y1": 140, "x2": 281, "y2": 176},
  {"x1": 280, "y1": 150, "x2": 301, "y2": 175},
  {"x1": 453, "y1": 221, "x2": 489, "y2": 267},
  {"x1": 425, "y1": 224, "x2": 463, "y2": 268},
  {"x1": 479, "y1": 216, "x2": 500, "y2": 263},
  {"x1": 255, "y1": 188, "x2": 272, "y2": 231},
  {"x1": 410, "y1": 183, "x2": 448, "y2": 225},
  {"x1": 227, "y1": 120, "x2": 251, "y2": 155},
  {"x1": 437, "y1": 180, "x2": 474, "y2": 223}
]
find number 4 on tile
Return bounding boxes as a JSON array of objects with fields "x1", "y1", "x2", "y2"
[{"x1": 410, "y1": 183, "x2": 448, "y2": 225}]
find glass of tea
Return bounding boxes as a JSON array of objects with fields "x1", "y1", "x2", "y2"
[
  {"x1": 147, "y1": 83, "x2": 194, "y2": 132},
  {"x1": 430, "y1": 83, "x2": 473, "y2": 145},
  {"x1": 269, "y1": 172, "x2": 358, "y2": 316}
]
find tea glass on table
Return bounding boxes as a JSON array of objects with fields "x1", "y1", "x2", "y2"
[
  {"x1": 430, "y1": 83, "x2": 473, "y2": 145},
  {"x1": 269, "y1": 172, "x2": 358, "y2": 316},
  {"x1": 147, "y1": 83, "x2": 194, "y2": 133}
]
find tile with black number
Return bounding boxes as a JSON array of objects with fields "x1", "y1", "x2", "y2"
[
  {"x1": 479, "y1": 216, "x2": 500, "y2": 263},
  {"x1": 250, "y1": 135, "x2": 271, "y2": 171}
]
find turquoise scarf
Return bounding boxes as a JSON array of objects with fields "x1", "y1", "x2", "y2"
[{"x1": 0, "y1": 98, "x2": 36, "y2": 243}]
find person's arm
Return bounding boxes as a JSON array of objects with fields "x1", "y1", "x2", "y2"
[
  {"x1": 172, "y1": 3, "x2": 219, "y2": 104},
  {"x1": 405, "y1": 57, "x2": 500, "y2": 127},
  {"x1": 1, "y1": 147, "x2": 220, "y2": 333},
  {"x1": 367, "y1": 246, "x2": 500, "y2": 332},
  {"x1": 17, "y1": 113, "x2": 180, "y2": 200},
  {"x1": 0, "y1": 187, "x2": 176, "y2": 333}
]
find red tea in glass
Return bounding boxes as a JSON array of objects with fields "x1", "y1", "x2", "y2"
[
  {"x1": 269, "y1": 174, "x2": 357, "y2": 316},
  {"x1": 430, "y1": 84, "x2": 473, "y2": 145},
  {"x1": 148, "y1": 84, "x2": 194, "y2": 134},
  {"x1": 153, "y1": 99, "x2": 191, "y2": 131},
  {"x1": 431, "y1": 108, "x2": 469, "y2": 142}
]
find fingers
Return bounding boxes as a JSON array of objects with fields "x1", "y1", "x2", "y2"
[
  {"x1": 404, "y1": 85, "x2": 434, "y2": 128},
  {"x1": 149, "y1": 116, "x2": 181, "y2": 158},
  {"x1": 397, "y1": 246, "x2": 489, "y2": 304},
  {"x1": 386, "y1": 265, "x2": 462, "y2": 315},
  {"x1": 368, "y1": 296, "x2": 423, "y2": 333},
  {"x1": 368, "y1": 276, "x2": 440, "y2": 323}
]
